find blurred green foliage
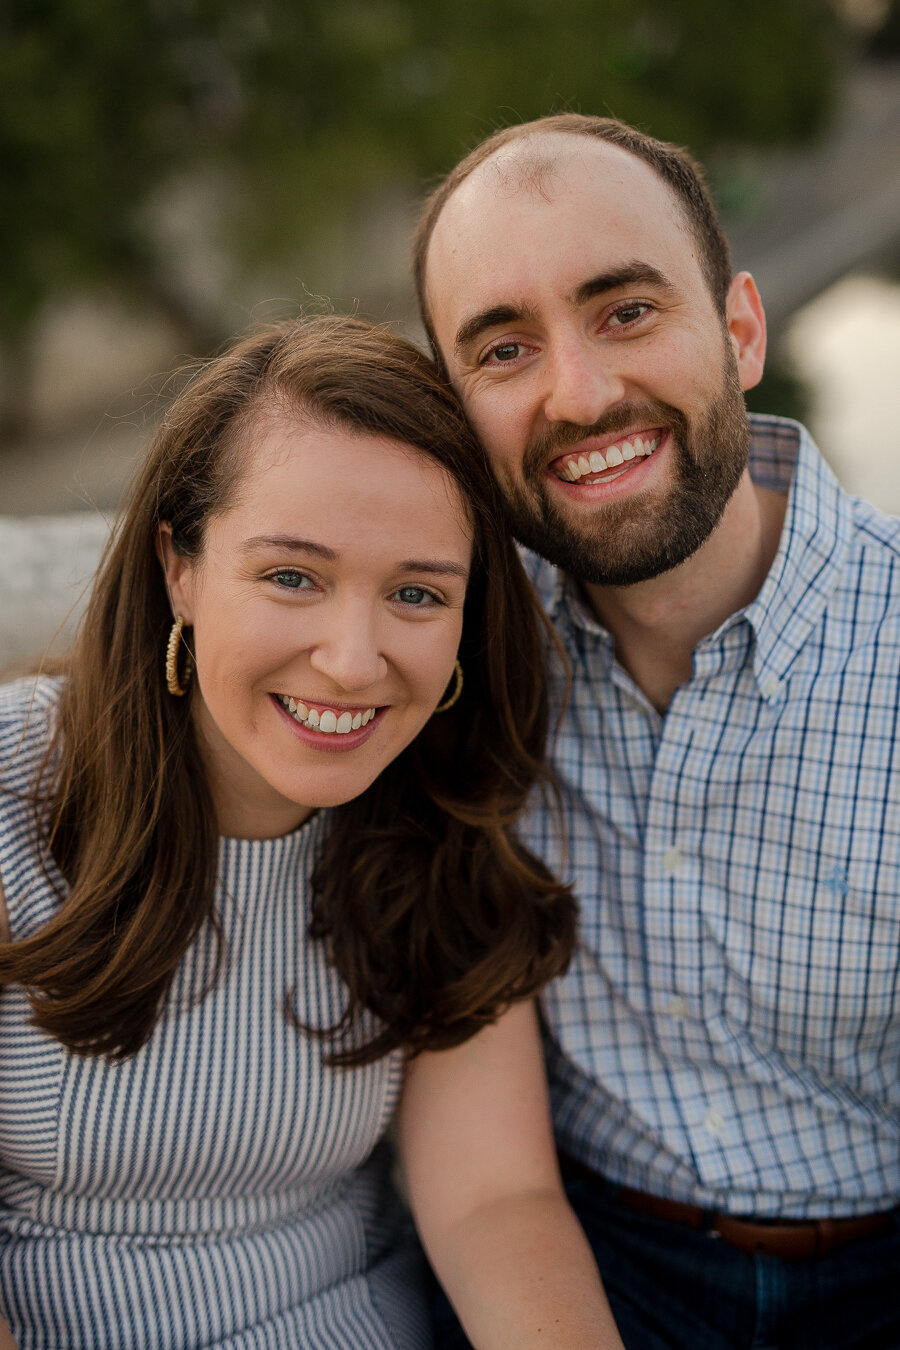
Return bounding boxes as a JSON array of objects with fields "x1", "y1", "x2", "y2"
[
  {"x1": 1, "y1": 0, "x2": 843, "y2": 345},
  {"x1": 745, "y1": 359, "x2": 812, "y2": 426}
]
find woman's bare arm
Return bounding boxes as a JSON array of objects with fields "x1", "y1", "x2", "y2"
[{"x1": 397, "y1": 1000, "x2": 625, "y2": 1350}]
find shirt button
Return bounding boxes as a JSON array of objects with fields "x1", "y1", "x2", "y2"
[
  {"x1": 763, "y1": 676, "x2": 783, "y2": 699},
  {"x1": 665, "y1": 997, "x2": 689, "y2": 1019},
  {"x1": 703, "y1": 1109, "x2": 726, "y2": 1138},
  {"x1": 662, "y1": 847, "x2": 684, "y2": 874}
]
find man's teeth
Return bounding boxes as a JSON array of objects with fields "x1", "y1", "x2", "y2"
[
  {"x1": 278, "y1": 695, "x2": 375, "y2": 734},
  {"x1": 559, "y1": 434, "x2": 660, "y2": 482}
]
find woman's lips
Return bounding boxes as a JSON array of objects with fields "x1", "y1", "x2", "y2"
[
  {"x1": 275, "y1": 693, "x2": 376, "y2": 735},
  {"x1": 271, "y1": 693, "x2": 382, "y2": 751}
]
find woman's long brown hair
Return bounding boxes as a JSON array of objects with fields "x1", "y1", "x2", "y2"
[{"x1": 0, "y1": 316, "x2": 575, "y2": 1063}]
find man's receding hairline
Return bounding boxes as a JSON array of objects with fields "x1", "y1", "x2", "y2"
[
  {"x1": 426, "y1": 130, "x2": 695, "y2": 282},
  {"x1": 437, "y1": 128, "x2": 646, "y2": 213},
  {"x1": 476, "y1": 134, "x2": 570, "y2": 203}
]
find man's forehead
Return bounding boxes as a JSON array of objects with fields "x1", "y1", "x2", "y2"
[
  {"x1": 470, "y1": 132, "x2": 638, "y2": 196},
  {"x1": 433, "y1": 133, "x2": 672, "y2": 237},
  {"x1": 425, "y1": 133, "x2": 691, "y2": 324}
]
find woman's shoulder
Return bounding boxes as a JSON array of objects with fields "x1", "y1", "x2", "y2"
[
  {"x1": 0, "y1": 674, "x2": 65, "y2": 785},
  {"x1": 0, "y1": 675, "x2": 66, "y2": 939}
]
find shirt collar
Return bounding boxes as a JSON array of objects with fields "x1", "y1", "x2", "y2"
[
  {"x1": 743, "y1": 415, "x2": 852, "y2": 697},
  {"x1": 524, "y1": 416, "x2": 853, "y2": 695},
  {"x1": 527, "y1": 550, "x2": 615, "y2": 663}
]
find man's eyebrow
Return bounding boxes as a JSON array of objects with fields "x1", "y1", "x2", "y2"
[
  {"x1": 452, "y1": 264, "x2": 675, "y2": 354},
  {"x1": 454, "y1": 303, "x2": 538, "y2": 355},
  {"x1": 241, "y1": 536, "x2": 338, "y2": 560},
  {"x1": 572, "y1": 263, "x2": 675, "y2": 307}
]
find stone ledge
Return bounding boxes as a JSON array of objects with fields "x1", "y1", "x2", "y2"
[{"x1": 0, "y1": 513, "x2": 111, "y2": 675}]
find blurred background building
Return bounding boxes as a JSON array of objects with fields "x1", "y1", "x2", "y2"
[{"x1": 1, "y1": 0, "x2": 899, "y2": 664}]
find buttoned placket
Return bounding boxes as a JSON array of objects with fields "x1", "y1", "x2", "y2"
[{"x1": 611, "y1": 614, "x2": 769, "y2": 1182}]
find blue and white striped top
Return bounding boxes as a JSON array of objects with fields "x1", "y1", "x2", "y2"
[
  {"x1": 0, "y1": 676, "x2": 428, "y2": 1349},
  {"x1": 523, "y1": 416, "x2": 900, "y2": 1220}
]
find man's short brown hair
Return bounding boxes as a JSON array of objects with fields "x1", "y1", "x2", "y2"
[{"x1": 413, "y1": 113, "x2": 733, "y2": 352}]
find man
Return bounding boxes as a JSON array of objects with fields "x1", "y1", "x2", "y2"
[{"x1": 414, "y1": 114, "x2": 900, "y2": 1348}]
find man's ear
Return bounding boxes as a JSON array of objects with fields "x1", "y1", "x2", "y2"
[
  {"x1": 726, "y1": 271, "x2": 767, "y2": 393},
  {"x1": 156, "y1": 522, "x2": 196, "y2": 625}
]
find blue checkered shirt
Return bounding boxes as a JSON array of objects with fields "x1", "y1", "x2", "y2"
[{"x1": 522, "y1": 415, "x2": 900, "y2": 1219}]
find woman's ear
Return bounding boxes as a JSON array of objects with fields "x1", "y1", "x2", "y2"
[
  {"x1": 726, "y1": 271, "x2": 767, "y2": 393},
  {"x1": 156, "y1": 523, "x2": 197, "y2": 625}
]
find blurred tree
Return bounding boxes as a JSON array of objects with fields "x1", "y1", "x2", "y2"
[
  {"x1": 866, "y1": 0, "x2": 900, "y2": 54},
  {"x1": 0, "y1": 0, "x2": 847, "y2": 433}
]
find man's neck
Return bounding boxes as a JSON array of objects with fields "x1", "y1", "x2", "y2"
[{"x1": 583, "y1": 472, "x2": 788, "y2": 714}]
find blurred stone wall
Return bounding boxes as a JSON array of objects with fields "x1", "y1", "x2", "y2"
[{"x1": 0, "y1": 513, "x2": 110, "y2": 676}]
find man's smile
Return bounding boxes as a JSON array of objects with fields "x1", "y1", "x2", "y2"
[{"x1": 551, "y1": 429, "x2": 662, "y2": 484}]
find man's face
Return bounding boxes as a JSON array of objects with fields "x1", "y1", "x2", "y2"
[{"x1": 424, "y1": 134, "x2": 756, "y2": 586}]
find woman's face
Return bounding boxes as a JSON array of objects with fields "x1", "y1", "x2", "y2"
[{"x1": 161, "y1": 414, "x2": 473, "y2": 839}]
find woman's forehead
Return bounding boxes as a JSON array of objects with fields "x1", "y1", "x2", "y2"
[{"x1": 207, "y1": 416, "x2": 474, "y2": 563}]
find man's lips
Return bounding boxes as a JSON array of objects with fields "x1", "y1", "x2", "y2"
[{"x1": 550, "y1": 428, "x2": 663, "y2": 484}]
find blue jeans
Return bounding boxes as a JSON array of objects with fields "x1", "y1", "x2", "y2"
[{"x1": 431, "y1": 1179, "x2": 900, "y2": 1350}]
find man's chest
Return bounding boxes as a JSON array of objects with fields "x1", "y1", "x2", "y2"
[{"x1": 526, "y1": 650, "x2": 900, "y2": 1089}]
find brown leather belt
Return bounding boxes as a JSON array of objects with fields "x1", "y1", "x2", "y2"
[{"x1": 560, "y1": 1153, "x2": 896, "y2": 1262}]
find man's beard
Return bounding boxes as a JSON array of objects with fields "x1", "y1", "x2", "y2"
[{"x1": 498, "y1": 354, "x2": 751, "y2": 587}]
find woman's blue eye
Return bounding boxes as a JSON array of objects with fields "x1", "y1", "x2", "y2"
[
  {"x1": 272, "y1": 570, "x2": 311, "y2": 589},
  {"x1": 394, "y1": 586, "x2": 434, "y2": 606}
]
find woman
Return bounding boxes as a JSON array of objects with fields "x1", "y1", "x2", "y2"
[{"x1": 0, "y1": 317, "x2": 623, "y2": 1350}]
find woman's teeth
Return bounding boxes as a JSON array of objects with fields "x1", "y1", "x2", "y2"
[
  {"x1": 558, "y1": 433, "x2": 660, "y2": 482},
  {"x1": 277, "y1": 695, "x2": 376, "y2": 734}
]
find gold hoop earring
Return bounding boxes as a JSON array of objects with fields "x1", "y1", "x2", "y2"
[
  {"x1": 434, "y1": 660, "x2": 463, "y2": 714},
  {"x1": 165, "y1": 616, "x2": 194, "y2": 697}
]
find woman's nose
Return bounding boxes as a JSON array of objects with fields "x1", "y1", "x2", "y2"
[{"x1": 306, "y1": 607, "x2": 387, "y2": 692}]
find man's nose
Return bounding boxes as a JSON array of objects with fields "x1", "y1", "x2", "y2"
[
  {"x1": 307, "y1": 605, "x2": 387, "y2": 693},
  {"x1": 542, "y1": 338, "x2": 626, "y2": 426}
]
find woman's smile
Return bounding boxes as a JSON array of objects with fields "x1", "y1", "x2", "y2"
[
  {"x1": 275, "y1": 692, "x2": 378, "y2": 733},
  {"x1": 271, "y1": 692, "x2": 382, "y2": 753}
]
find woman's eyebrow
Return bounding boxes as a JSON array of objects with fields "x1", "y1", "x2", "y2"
[
  {"x1": 240, "y1": 538, "x2": 468, "y2": 580},
  {"x1": 240, "y1": 535, "x2": 338, "y2": 560},
  {"x1": 398, "y1": 560, "x2": 469, "y2": 580}
]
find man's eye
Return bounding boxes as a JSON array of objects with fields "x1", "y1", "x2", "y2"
[
  {"x1": 489, "y1": 343, "x2": 522, "y2": 363},
  {"x1": 609, "y1": 304, "x2": 649, "y2": 326}
]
